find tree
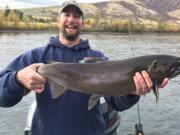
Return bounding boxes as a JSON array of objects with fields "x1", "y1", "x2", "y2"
[
  {"x1": 0, "y1": 9, "x2": 4, "y2": 26},
  {"x1": 13, "y1": 9, "x2": 24, "y2": 20},
  {"x1": 22, "y1": 16, "x2": 31, "y2": 29},
  {"x1": 4, "y1": 5, "x2": 11, "y2": 18},
  {"x1": 8, "y1": 11, "x2": 20, "y2": 26},
  {"x1": 157, "y1": 21, "x2": 166, "y2": 33}
]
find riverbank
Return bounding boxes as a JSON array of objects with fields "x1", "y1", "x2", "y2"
[{"x1": 0, "y1": 20, "x2": 180, "y2": 33}]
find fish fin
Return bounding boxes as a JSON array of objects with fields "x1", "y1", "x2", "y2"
[
  {"x1": 47, "y1": 60, "x2": 57, "y2": 64},
  {"x1": 47, "y1": 60, "x2": 65, "y2": 64},
  {"x1": 152, "y1": 80, "x2": 159, "y2": 103},
  {"x1": 148, "y1": 60, "x2": 160, "y2": 103},
  {"x1": 148, "y1": 60, "x2": 158, "y2": 73},
  {"x1": 48, "y1": 78, "x2": 67, "y2": 98},
  {"x1": 79, "y1": 57, "x2": 107, "y2": 64},
  {"x1": 88, "y1": 95, "x2": 101, "y2": 110}
]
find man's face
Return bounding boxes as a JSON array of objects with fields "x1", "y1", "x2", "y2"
[{"x1": 57, "y1": 6, "x2": 83, "y2": 41}]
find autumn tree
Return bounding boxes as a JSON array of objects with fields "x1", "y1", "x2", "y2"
[
  {"x1": 13, "y1": 9, "x2": 24, "y2": 20},
  {"x1": 8, "y1": 11, "x2": 20, "y2": 26},
  {"x1": 4, "y1": 5, "x2": 11, "y2": 21},
  {"x1": 0, "y1": 9, "x2": 4, "y2": 26}
]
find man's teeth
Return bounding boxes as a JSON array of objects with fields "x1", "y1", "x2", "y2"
[{"x1": 66, "y1": 26, "x2": 76, "y2": 29}]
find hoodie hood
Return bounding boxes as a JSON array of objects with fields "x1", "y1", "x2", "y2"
[{"x1": 47, "y1": 36, "x2": 90, "y2": 51}]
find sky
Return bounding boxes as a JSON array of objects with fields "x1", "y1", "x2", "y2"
[{"x1": 0, "y1": 0, "x2": 109, "y2": 9}]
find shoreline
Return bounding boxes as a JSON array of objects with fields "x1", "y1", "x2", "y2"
[
  {"x1": 1, "y1": 21, "x2": 180, "y2": 33},
  {"x1": 1, "y1": 30, "x2": 180, "y2": 36}
]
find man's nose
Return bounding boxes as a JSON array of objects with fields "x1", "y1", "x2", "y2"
[{"x1": 68, "y1": 15, "x2": 75, "y2": 22}]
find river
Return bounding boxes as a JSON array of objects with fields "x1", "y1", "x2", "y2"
[{"x1": 0, "y1": 31, "x2": 180, "y2": 135}]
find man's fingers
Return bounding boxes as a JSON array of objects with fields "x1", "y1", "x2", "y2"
[
  {"x1": 31, "y1": 63, "x2": 44, "y2": 70},
  {"x1": 141, "y1": 71, "x2": 153, "y2": 90},
  {"x1": 32, "y1": 63, "x2": 46, "y2": 83},
  {"x1": 133, "y1": 71, "x2": 168, "y2": 96},
  {"x1": 133, "y1": 76, "x2": 144, "y2": 95},
  {"x1": 134, "y1": 71, "x2": 154, "y2": 96},
  {"x1": 31, "y1": 63, "x2": 44, "y2": 74},
  {"x1": 159, "y1": 78, "x2": 169, "y2": 88},
  {"x1": 135, "y1": 72, "x2": 148, "y2": 94},
  {"x1": 33, "y1": 88, "x2": 44, "y2": 93},
  {"x1": 30, "y1": 63, "x2": 46, "y2": 83},
  {"x1": 31, "y1": 84, "x2": 44, "y2": 91},
  {"x1": 34, "y1": 72, "x2": 46, "y2": 83}
]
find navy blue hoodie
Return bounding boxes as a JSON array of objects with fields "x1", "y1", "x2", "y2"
[{"x1": 0, "y1": 36, "x2": 139, "y2": 135}]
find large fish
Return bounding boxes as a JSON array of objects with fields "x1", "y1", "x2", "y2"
[{"x1": 37, "y1": 55, "x2": 180, "y2": 110}]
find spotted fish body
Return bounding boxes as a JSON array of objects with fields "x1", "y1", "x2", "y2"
[{"x1": 37, "y1": 55, "x2": 180, "y2": 109}]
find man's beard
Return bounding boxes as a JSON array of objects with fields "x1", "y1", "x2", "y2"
[{"x1": 61, "y1": 29, "x2": 80, "y2": 41}]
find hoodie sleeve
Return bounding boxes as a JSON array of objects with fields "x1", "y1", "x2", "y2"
[
  {"x1": 0, "y1": 51, "x2": 37, "y2": 107},
  {"x1": 105, "y1": 94, "x2": 140, "y2": 111}
]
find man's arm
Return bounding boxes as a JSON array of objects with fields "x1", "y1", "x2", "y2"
[
  {"x1": 0, "y1": 70, "x2": 25, "y2": 107},
  {"x1": 0, "y1": 51, "x2": 45, "y2": 107}
]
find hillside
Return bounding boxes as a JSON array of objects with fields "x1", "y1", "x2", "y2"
[{"x1": 20, "y1": 0, "x2": 180, "y2": 24}]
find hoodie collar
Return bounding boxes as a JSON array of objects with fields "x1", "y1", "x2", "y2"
[{"x1": 47, "y1": 36, "x2": 90, "y2": 50}]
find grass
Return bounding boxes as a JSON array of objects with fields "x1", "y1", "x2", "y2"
[
  {"x1": 0, "y1": 19, "x2": 180, "y2": 33},
  {"x1": 0, "y1": 22, "x2": 57, "y2": 31}
]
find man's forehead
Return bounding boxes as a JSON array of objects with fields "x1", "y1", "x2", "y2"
[{"x1": 62, "y1": 5, "x2": 82, "y2": 16}]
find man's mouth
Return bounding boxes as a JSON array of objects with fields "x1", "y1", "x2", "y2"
[
  {"x1": 65, "y1": 25, "x2": 77, "y2": 29},
  {"x1": 62, "y1": 24, "x2": 80, "y2": 40}
]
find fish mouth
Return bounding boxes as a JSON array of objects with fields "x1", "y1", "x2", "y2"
[
  {"x1": 171, "y1": 60, "x2": 180, "y2": 78},
  {"x1": 173, "y1": 67, "x2": 180, "y2": 77}
]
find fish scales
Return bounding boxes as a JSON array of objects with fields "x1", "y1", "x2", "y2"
[{"x1": 37, "y1": 54, "x2": 180, "y2": 109}]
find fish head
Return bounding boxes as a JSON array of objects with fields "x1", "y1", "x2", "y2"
[
  {"x1": 148, "y1": 56, "x2": 180, "y2": 102},
  {"x1": 148, "y1": 56, "x2": 180, "y2": 84},
  {"x1": 168, "y1": 58, "x2": 180, "y2": 79}
]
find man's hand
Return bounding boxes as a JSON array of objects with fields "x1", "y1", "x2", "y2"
[
  {"x1": 133, "y1": 71, "x2": 169, "y2": 96},
  {"x1": 16, "y1": 63, "x2": 45, "y2": 93}
]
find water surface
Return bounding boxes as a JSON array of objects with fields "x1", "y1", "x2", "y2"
[{"x1": 0, "y1": 32, "x2": 180, "y2": 135}]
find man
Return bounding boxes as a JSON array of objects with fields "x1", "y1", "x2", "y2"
[
  {"x1": 24, "y1": 98, "x2": 120, "y2": 135},
  {"x1": 0, "y1": 1, "x2": 168, "y2": 135}
]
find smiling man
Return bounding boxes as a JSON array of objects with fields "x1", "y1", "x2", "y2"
[
  {"x1": 0, "y1": 1, "x2": 168, "y2": 135},
  {"x1": 58, "y1": 2, "x2": 84, "y2": 43}
]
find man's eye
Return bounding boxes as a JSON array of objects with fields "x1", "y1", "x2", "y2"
[
  {"x1": 74, "y1": 14, "x2": 81, "y2": 18},
  {"x1": 64, "y1": 13, "x2": 70, "y2": 17}
]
